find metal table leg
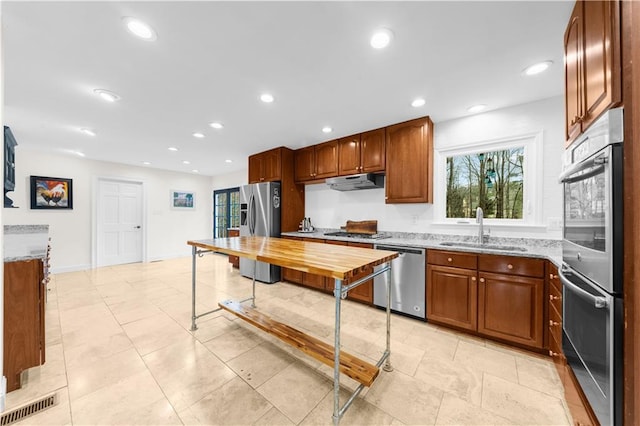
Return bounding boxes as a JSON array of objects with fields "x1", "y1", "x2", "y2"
[
  {"x1": 383, "y1": 261, "x2": 393, "y2": 372},
  {"x1": 332, "y1": 278, "x2": 343, "y2": 426},
  {"x1": 190, "y1": 245, "x2": 198, "y2": 331}
]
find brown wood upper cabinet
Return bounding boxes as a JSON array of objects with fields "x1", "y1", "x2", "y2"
[
  {"x1": 338, "y1": 129, "x2": 385, "y2": 176},
  {"x1": 385, "y1": 117, "x2": 434, "y2": 203},
  {"x1": 248, "y1": 147, "x2": 282, "y2": 183},
  {"x1": 564, "y1": 0, "x2": 621, "y2": 146},
  {"x1": 294, "y1": 141, "x2": 339, "y2": 182}
]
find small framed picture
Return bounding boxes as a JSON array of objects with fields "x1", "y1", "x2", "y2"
[
  {"x1": 30, "y1": 176, "x2": 73, "y2": 209},
  {"x1": 171, "y1": 190, "x2": 195, "y2": 209}
]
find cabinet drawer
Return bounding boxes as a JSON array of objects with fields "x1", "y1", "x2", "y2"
[
  {"x1": 427, "y1": 250, "x2": 477, "y2": 269},
  {"x1": 549, "y1": 277, "x2": 562, "y2": 314},
  {"x1": 549, "y1": 302, "x2": 562, "y2": 344},
  {"x1": 479, "y1": 255, "x2": 544, "y2": 278}
]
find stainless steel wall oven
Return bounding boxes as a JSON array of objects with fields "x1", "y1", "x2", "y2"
[{"x1": 559, "y1": 107, "x2": 624, "y2": 426}]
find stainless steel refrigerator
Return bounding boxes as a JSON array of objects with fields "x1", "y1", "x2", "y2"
[{"x1": 239, "y1": 182, "x2": 281, "y2": 283}]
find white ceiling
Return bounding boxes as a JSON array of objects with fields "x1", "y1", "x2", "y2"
[{"x1": 2, "y1": 1, "x2": 573, "y2": 177}]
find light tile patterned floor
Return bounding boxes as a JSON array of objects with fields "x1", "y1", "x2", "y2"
[{"x1": 6, "y1": 254, "x2": 573, "y2": 425}]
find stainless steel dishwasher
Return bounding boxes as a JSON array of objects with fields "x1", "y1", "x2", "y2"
[{"x1": 373, "y1": 244, "x2": 426, "y2": 320}]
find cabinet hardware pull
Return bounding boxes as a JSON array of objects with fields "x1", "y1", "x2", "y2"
[
  {"x1": 507, "y1": 264, "x2": 513, "y2": 269},
  {"x1": 447, "y1": 257, "x2": 452, "y2": 262},
  {"x1": 549, "y1": 350, "x2": 559, "y2": 357},
  {"x1": 471, "y1": 277, "x2": 476, "y2": 281},
  {"x1": 479, "y1": 278, "x2": 485, "y2": 283},
  {"x1": 549, "y1": 320, "x2": 559, "y2": 326},
  {"x1": 550, "y1": 295, "x2": 560, "y2": 301},
  {"x1": 553, "y1": 274, "x2": 558, "y2": 279}
]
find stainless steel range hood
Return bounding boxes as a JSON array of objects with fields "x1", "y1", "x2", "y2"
[{"x1": 325, "y1": 173, "x2": 384, "y2": 191}]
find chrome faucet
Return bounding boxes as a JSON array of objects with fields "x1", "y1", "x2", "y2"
[{"x1": 476, "y1": 207, "x2": 489, "y2": 244}]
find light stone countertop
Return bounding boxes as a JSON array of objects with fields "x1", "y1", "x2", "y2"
[
  {"x1": 281, "y1": 229, "x2": 562, "y2": 267},
  {"x1": 4, "y1": 225, "x2": 50, "y2": 262}
]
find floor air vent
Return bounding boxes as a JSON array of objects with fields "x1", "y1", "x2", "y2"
[{"x1": 1, "y1": 393, "x2": 58, "y2": 426}]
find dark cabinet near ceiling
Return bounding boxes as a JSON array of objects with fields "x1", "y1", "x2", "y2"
[
  {"x1": 247, "y1": 147, "x2": 304, "y2": 232},
  {"x1": 249, "y1": 147, "x2": 282, "y2": 183},
  {"x1": 4, "y1": 126, "x2": 17, "y2": 208},
  {"x1": 338, "y1": 129, "x2": 386, "y2": 176},
  {"x1": 294, "y1": 141, "x2": 339, "y2": 182},
  {"x1": 385, "y1": 117, "x2": 434, "y2": 203},
  {"x1": 4, "y1": 259, "x2": 47, "y2": 392},
  {"x1": 564, "y1": 0, "x2": 621, "y2": 146}
]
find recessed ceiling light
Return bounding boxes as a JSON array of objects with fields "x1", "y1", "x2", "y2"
[
  {"x1": 370, "y1": 28, "x2": 393, "y2": 49},
  {"x1": 411, "y1": 98, "x2": 426, "y2": 108},
  {"x1": 182, "y1": 160, "x2": 191, "y2": 165},
  {"x1": 192, "y1": 132, "x2": 205, "y2": 138},
  {"x1": 225, "y1": 159, "x2": 233, "y2": 163},
  {"x1": 142, "y1": 161, "x2": 151, "y2": 165},
  {"x1": 123, "y1": 17, "x2": 157, "y2": 41},
  {"x1": 209, "y1": 122, "x2": 224, "y2": 129},
  {"x1": 523, "y1": 60, "x2": 553, "y2": 76},
  {"x1": 322, "y1": 126, "x2": 333, "y2": 133},
  {"x1": 260, "y1": 93, "x2": 274, "y2": 103},
  {"x1": 168, "y1": 147, "x2": 178, "y2": 151},
  {"x1": 79, "y1": 128, "x2": 96, "y2": 136},
  {"x1": 467, "y1": 104, "x2": 487, "y2": 113},
  {"x1": 75, "y1": 151, "x2": 86, "y2": 157},
  {"x1": 93, "y1": 89, "x2": 120, "y2": 102},
  {"x1": 192, "y1": 169, "x2": 199, "y2": 173}
]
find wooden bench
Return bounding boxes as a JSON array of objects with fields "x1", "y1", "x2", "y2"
[{"x1": 218, "y1": 299, "x2": 380, "y2": 387}]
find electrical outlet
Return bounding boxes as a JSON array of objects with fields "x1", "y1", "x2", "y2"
[
  {"x1": 412, "y1": 215, "x2": 419, "y2": 225},
  {"x1": 548, "y1": 217, "x2": 562, "y2": 229}
]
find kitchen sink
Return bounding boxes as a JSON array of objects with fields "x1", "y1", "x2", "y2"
[{"x1": 439, "y1": 241, "x2": 527, "y2": 252}]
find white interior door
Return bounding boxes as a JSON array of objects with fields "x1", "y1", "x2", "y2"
[{"x1": 97, "y1": 179, "x2": 143, "y2": 266}]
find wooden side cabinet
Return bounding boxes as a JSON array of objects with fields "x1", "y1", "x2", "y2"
[
  {"x1": 564, "y1": 0, "x2": 621, "y2": 146},
  {"x1": 4, "y1": 259, "x2": 46, "y2": 392},
  {"x1": 295, "y1": 141, "x2": 339, "y2": 182},
  {"x1": 385, "y1": 116, "x2": 434, "y2": 203}
]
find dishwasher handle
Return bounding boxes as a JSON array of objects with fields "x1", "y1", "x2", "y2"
[{"x1": 375, "y1": 245, "x2": 424, "y2": 256}]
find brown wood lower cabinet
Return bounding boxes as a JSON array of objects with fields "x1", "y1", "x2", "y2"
[
  {"x1": 426, "y1": 264, "x2": 477, "y2": 331},
  {"x1": 281, "y1": 237, "x2": 326, "y2": 290},
  {"x1": 4, "y1": 259, "x2": 46, "y2": 392},
  {"x1": 477, "y1": 272, "x2": 544, "y2": 348},
  {"x1": 427, "y1": 250, "x2": 545, "y2": 351},
  {"x1": 326, "y1": 240, "x2": 373, "y2": 304},
  {"x1": 227, "y1": 229, "x2": 240, "y2": 268}
]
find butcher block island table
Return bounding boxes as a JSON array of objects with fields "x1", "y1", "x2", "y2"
[{"x1": 187, "y1": 236, "x2": 398, "y2": 425}]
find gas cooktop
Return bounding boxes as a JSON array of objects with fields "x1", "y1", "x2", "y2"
[{"x1": 324, "y1": 231, "x2": 389, "y2": 239}]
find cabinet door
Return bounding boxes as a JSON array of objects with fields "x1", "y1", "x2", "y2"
[
  {"x1": 262, "y1": 148, "x2": 282, "y2": 182},
  {"x1": 478, "y1": 272, "x2": 544, "y2": 349},
  {"x1": 360, "y1": 128, "x2": 385, "y2": 173},
  {"x1": 338, "y1": 135, "x2": 361, "y2": 176},
  {"x1": 385, "y1": 117, "x2": 433, "y2": 203},
  {"x1": 248, "y1": 153, "x2": 264, "y2": 183},
  {"x1": 294, "y1": 146, "x2": 316, "y2": 182},
  {"x1": 4, "y1": 259, "x2": 44, "y2": 392},
  {"x1": 426, "y1": 264, "x2": 477, "y2": 331},
  {"x1": 564, "y1": 1, "x2": 583, "y2": 145},
  {"x1": 314, "y1": 141, "x2": 339, "y2": 179},
  {"x1": 582, "y1": 0, "x2": 621, "y2": 131}
]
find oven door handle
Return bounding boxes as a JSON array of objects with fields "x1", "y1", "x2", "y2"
[{"x1": 559, "y1": 268, "x2": 609, "y2": 309}]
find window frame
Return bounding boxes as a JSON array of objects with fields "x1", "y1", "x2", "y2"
[
  {"x1": 213, "y1": 187, "x2": 240, "y2": 238},
  {"x1": 434, "y1": 131, "x2": 543, "y2": 226}
]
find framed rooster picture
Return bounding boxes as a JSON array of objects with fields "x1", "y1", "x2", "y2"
[{"x1": 30, "y1": 176, "x2": 73, "y2": 209}]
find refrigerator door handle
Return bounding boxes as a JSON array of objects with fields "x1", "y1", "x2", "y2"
[{"x1": 249, "y1": 194, "x2": 256, "y2": 235}]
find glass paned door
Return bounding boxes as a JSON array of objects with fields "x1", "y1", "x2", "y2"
[{"x1": 213, "y1": 187, "x2": 239, "y2": 238}]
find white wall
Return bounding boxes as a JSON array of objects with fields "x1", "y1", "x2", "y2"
[
  {"x1": 4, "y1": 148, "x2": 214, "y2": 272},
  {"x1": 211, "y1": 169, "x2": 247, "y2": 190},
  {"x1": 304, "y1": 96, "x2": 565, "y2": 239}
]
